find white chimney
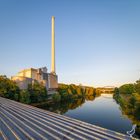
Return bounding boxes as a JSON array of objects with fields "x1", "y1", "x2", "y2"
[{"x1": 51, "y1": 16, "x2": 56, "y2": 74}]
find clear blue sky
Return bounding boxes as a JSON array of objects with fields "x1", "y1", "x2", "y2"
[{"x1": 0, "y1": 0, "x2": 140, "y2": 87}]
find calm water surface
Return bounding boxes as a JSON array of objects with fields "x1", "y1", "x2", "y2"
[
  {"x1": 38, "y1": 94, "x2": 135, "y2": 136},
  {"x1": 64, "y1": 94, "x2": 132, "y2": 134}
]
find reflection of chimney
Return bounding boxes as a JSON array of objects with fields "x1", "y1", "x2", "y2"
[{"x1": 51, "y1": 16, "x2": 56, "y2": 74}]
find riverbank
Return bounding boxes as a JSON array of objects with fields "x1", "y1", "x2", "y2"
[
  {"x1": 0, "y1": 75, "x2": 114, "y2": 105},
  {"x1": 113, "y1": 85, "x2": 140, "y2": 138},
  {"x1": 35, "y1": 93, "x2": 137, "y2": 137}
]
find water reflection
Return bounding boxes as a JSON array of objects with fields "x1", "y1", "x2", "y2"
[
  {"x1": 37, "y1": 97, "x2": 86, "y2": 114},
  {"x1": 37, "y1": 94, "x2": 140, "y2": 137}
]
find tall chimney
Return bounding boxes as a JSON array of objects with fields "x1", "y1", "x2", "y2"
[{"x1": 51, "y1": 16, "x2": 55, "y2": 74}]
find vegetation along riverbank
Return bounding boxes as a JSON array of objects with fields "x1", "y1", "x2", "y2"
[
  {"x1": 113, "y1": 79, "x2": 140, "y2": 137},
  {"x1": 0, "y1": 75, "x2": 102, "y2": 105},
  {"x1": 1, "y1": 75, "x2": 140, "y2": 137}
]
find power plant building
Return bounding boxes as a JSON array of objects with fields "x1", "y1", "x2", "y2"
[{"x1": 11, "y1": 16, "x2": 58, "y2": 91}]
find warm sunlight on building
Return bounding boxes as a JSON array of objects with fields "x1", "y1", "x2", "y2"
[
  {"x1": 11, "y1": 16, "x2": 58, "y2": 91},
  {"x1": 11, "y1": 67, "x2": 58, "y2": 90}
]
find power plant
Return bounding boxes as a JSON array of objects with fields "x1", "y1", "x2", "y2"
[{"x1": 11, "y1": 16, "x2": 58, "y2": 91}]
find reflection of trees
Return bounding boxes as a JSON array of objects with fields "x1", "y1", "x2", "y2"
[
  {"x1": 85, "y1": 95, "x2": 95, "y2": 101},
  {"x1": 113, "y1": 79, "x2": 140, "y2": 138},
  {"x1": 37, "y1": 94, "x2": 102, "y2": 115},
  {"x1": 37, "y1": 97, "x2": 86, "y2": 114},
  {"x1": 68, "y1": 98, "x2": 85, "y2": 110},
  {"x1": 120, "y1": 105, "x2": 140, "y2": 138},
  {"x1": 37, "y1": 95, "x2": 102, "y2": 115},
  {"x1": 49, "y1": 83, "x2": 102, "y2": 114},
  {"x1": 85, "y1": 93, "x2": 101, "y2": 101},
  {"x1": 114, "y1": 93, "x2": 140, "y2": 137},
  {"x1": 86, "y1": 96, "x2": 94, "y2": 101}
]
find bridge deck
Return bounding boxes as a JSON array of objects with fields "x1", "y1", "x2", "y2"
[{"x1": 0, "y1": 97, "x2": 132, "y2": 140}]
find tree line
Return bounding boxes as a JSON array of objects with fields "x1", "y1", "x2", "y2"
[
  {"x1": 53, "y1": 83, "x2": 101, "y2": 102},
  {"x1": 0, "y1": 75, "x2": 101, "y2": 104}
]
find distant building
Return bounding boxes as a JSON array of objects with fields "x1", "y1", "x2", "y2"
[
  {"x1": 11, "y1": 67, "x2": 58, "y2": 90},
  {"x1": 11, "y1": 16, "x2": 58, "y2": 91}
]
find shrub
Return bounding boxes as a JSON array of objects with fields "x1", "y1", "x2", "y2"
[
  {"x1": 28, "y1": 82, "x2": 47, "y2": 103},
  {"x1": 19, "y1": 90, "x2": 31, "y2": 104},
  {"x1": 0, "y1": 75, "x2": 20, "y2": 100},
  {"x1": 52, "y1": 93, "x2": 61, "y2": 102}
]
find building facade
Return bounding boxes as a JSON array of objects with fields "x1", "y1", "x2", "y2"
[
  {"x1": 11, "y1": 67, "x2": 58, "y2": 90},
  {"x1": 11, "y1": 16, "x2": 58, "y2": 91}
]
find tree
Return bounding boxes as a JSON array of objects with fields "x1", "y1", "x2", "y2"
[
  {"x1": 114, "y1": 87, "x2": 119, "y2": 95},
  {"x1": 129, "y1": 95, "x2": 136, "y2": 108},
  {"x1": 19, "y1": 90, "x2": 31, "y2": 104},
  {"x1": 119, "y1": 84, "x2": 134, "y2": 94},
  {"x1": 28, "y1": 82, "x2": 47, "y2": 103},
  {"x1": 52, "y1": 93, "x2": 61, "y2": 102},
  {"x1": 0, "y1": 75, "x2": 20, "y2": 100},
  {"x1": 135, "y1": 79, "x2": 140, "y2": 94}
]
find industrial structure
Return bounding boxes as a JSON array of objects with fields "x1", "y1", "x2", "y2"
[{"x1": 11, "y1": 16, "x2": 58, "y2": 90}]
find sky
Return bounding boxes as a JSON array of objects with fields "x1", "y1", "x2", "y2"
[{"x1": 0, "y1": 0, "x2": 140, "y2": 87}]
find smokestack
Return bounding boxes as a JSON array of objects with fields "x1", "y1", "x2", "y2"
[{"x1": 51, "y1": 16, "x2": 55, "y2": 74}]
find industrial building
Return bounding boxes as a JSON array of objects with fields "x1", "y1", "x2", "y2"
[{"x1": 11, "y1": 16, "x2": 58, "y2": 91}]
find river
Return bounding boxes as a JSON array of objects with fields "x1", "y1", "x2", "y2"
[
  {"x1": 37, "y1": 93, "x2": 139, "y2": 138},
  {"x1": 64, "y1": 94, "x2": 132, "y2": 134}
]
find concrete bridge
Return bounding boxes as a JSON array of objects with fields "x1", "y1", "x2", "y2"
[{"x1": 0, "y1": 97, "x2": 132, "y2": 140}]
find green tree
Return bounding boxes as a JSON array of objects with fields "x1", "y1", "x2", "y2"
[
  {"x1": 19, "y1": 90, "x2": 31, "y2": 104},
  {"x1": 52, "y1": 93, "x2": 61, "y2": 102},
  {"x1": 119, "y1": 84, "x2": 134, "y2": 94},
  {"x1": 0, "y1": 75, "x2": 20, "y2": 100},
  {"x1": 135, "y1": 79, "x2": 140, "y2": 94},
  {"x1": 58, "y1": 83, "x2": 96, "y2": 100},
  {"x1": 129, "y1": 95, "x2": 136, "y2": 108},
  {"x1": 28, "y1": 82, "x2": 47, "y2": 103},
  {"x1": 114, "y1": 87, "x2": 119, "y2": 95}
]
